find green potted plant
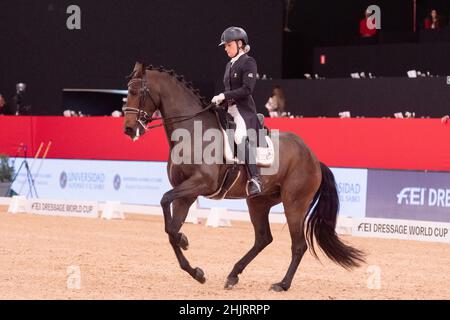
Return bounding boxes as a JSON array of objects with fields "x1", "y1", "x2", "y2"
[{"x1": 0, "y1": 154, "x2": 15, "y2": 197}]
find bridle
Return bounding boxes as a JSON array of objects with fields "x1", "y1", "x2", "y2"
[
  {"x1": 122, "y1": 73, "x2": 216, "y2": 133},
  {"x1": 122, "y1": 75, "x2": 159, "y2": 131}
]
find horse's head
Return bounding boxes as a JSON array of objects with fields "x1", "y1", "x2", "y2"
[{"x1": 123, "y1": 62, "x2": 160, "y2": 140}]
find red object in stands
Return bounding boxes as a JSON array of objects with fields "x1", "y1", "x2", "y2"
[
  {"x1": 320, "y1": 54, "x2": 326, "y2": 65},
  {"x1": 360, "y1": 17, "x2": 377, "y2": 37},
  {"x1": 0, "y1": 116, "x2": 449, "y2": 171}
]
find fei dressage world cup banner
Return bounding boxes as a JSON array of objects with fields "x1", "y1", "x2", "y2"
[
  {"x1": 352, "y1": 217, "x2": 450, "y2": 243},
  {"x1": 28, "y1": 198, "x2": 98, "y2": 218},
  {"x1": 366, "y1": 170, "x2": 450, "y2": 223}
]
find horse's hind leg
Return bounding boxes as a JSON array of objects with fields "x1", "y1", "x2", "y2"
[
  {"x1": 270, "y1": 199, "x2": 310, "y2": 292},
  {"x1": 224, "y1": 197, "x2": 276, "y2": 289}
]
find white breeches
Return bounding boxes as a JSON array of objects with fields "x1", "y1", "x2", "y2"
[{"x1": 227, "y1": 105, "x2": 247, "y2": 144}]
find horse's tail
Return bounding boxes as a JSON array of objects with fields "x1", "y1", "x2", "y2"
[{"x1": 305, "y1": 162, "x2": 365, "y2": 269}]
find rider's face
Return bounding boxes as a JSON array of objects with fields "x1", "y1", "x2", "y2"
[{"x1": 224, "y1": 41, "x2": 239, "y2": 58}]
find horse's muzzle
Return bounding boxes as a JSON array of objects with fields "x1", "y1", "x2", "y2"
[{"x1": 124, "y1": 126, "x2": 135, "y2": 137}]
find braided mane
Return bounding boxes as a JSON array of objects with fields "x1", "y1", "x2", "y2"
[{"x1": 146, "y1": 65, "x2": 209, "y2": 107}]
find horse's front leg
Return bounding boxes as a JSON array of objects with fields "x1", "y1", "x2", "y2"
[{"x1": 160, "y1": 177, "x2": 210, "y2": 283}]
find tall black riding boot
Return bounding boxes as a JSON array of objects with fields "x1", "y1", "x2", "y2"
[
  {"x1": 243, "y1": 138, "x2": 262, "y2": 197},
  {"x1": 246, "y1": 163, "x2": 262, "y2": 197}
]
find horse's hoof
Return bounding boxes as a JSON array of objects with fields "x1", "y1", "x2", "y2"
[
  {"x1": 194, "y1": 267, "x2": 206, "y2": 284},
  {"x1": 270, "y1": 282, "x2": 288, "y2": 292},
  {"x1": 224, "y1": 276, "x2": 239, "y2": 290},
  {"x1": 178, "y1": 233, "x2": 189, "y2": 250}
]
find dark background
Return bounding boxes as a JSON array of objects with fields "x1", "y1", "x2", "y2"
[
  {"x1": 252, "y1": 77, "x2": 450, "y2": 118},
  {"x1": 283, "y1": 0, "x2": 450, "y2": 77},
  {"x1": 0, "y1": 0, "x2": 449, "y2": 116},
  {"x1": 0, "y1": 0, "x2": 283, "y2": 115},
  {"x1": 313, "y1": 41, "x2": 450, "y2": 78}
]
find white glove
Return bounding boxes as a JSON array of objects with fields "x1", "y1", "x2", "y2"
[{"x1": 211, "y1": 93, "x2": 225, "y2": 105}]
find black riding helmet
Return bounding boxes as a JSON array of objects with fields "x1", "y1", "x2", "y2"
[{"x1": 218, "y1": 26, "x2": 249, "y2": 47}]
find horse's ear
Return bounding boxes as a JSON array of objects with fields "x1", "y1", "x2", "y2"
[
  {"x1": 133, "y1": 61, "x2": 145, "y2": 77},
  {"x1": 125, "y1": 69, "x2": 134, "y2": 80},
  {"x1": 126, "y1": 65, "x2": 137, "y2": 80}
]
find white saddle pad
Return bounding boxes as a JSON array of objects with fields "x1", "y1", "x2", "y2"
[{"x1": 221, "y1": 129, "x2": 275, "y2": 167}]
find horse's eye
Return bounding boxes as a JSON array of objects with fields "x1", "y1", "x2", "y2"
[{"x1": 129, "y1": 90, "x2": 138, "y2": 96}]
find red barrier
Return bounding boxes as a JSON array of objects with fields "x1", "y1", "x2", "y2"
[
  {"x1": 266, "y1": 118, "x2": 450, "y2": 171},
  {"x1": 1, "y1": 116, "x2": 449, "y2": 171},
  {"x1": 0, "y1": 116, "x2": 35, "y2": 157},
  {"x1": 0, "y1": 116, "x2": 168, "y2": 161}
]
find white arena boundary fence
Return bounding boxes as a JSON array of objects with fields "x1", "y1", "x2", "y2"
[
  {"x1": 1, "y1": 158, "x2": 450, "y2": 243},
  {"x1": 1, "y1": 195, "x2": 449, "y2": 243},
  {"x1": 0, "y1": 195, "x2": 352, "y2": 231}
]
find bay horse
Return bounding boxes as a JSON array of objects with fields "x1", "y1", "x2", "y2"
[{"x1": 122, "y1": 62, "x2": 364, "y2": 291}]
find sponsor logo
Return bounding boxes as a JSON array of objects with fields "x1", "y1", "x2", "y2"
[
  {"x1": 337, "y1": 182, "x2": 361, "y2": 203},
  {"x1": 28, "y1": 199, "x2": 98, "y2": 218},
  {"x1": 59, "y1": 171, "x2": 105, "y2": 190},
  {"x1": 60, "y1": 171, "x2": 68, "y2": 189},
  {"x1": 396, "y1": 187, "x2": 450, "y2": 207},
  {"x1": 113, "y1": 174, "x2": 121, "y2": 190},
  {"x1": 354, "y1": 218, "x2": 450, "y2": 243},
  {"x1": 366, "y1": 170, "x2": 450, "y2": 222}
]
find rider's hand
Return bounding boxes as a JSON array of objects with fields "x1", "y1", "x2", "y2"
[{"x1": 211, "y1": 93, "x2": 225, "y2": 105}]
